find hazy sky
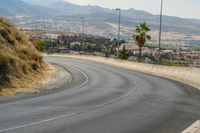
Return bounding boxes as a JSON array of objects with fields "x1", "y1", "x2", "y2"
[{"x1": 65, "y1": 0, "x2": 200, "y2": 19}]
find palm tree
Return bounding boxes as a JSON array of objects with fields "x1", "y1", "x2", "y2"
[{"x1": 133, "y1": 22, "x2": 151, "y2": 62}]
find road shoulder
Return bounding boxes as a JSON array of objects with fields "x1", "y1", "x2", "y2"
[
  {"x1": 48, "y1": 54, "x2": 200, "y2": 90},
  {"x1": 182, "y1": 120, "x2": 200, "y2": 133},
  {"x1": 0, "y1": 64, "x2": 72, "y2": 100}
]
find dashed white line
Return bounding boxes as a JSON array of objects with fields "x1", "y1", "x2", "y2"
[{"x1": 0, "y1": 60, "x2": 138, "y2": 132}]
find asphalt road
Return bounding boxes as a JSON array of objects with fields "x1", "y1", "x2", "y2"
[{"x1": 0, "y1": 56, "x2": 200, "y2": 133}]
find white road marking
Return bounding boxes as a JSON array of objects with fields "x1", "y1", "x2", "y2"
[
  {"x1": 0, "y1": 63, "x2": 138, "y2": 132},
  {"x1": 182, "y1": 120, "x2": 200, "y2": 133},
  {"x1": 0, "y1": 112, "x2": 78, "y2": 133}
]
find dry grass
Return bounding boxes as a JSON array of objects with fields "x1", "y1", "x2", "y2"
[
  {"x1": 0, "y1": 17, "x2": 51, "y2": 96},
  {"x1": 0, "y1": 64, "x2": 55, "y2": 96}
]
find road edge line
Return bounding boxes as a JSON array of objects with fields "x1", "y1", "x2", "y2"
[{"x1": 182, "y1": 120, "x2": 200, "y2": 133}]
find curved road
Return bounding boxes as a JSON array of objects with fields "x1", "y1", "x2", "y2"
[{"x1": 0, "y1": 56, "x2": 200, "y2": 133}]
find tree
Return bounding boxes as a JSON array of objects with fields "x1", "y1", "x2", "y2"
[
  {"x1": 133, "y1": 22, "x2": 151, "y2": 62},
  {"x1": 34, "y1": 39, "x2": 45, "y2": 51},
  {"x1": 118, "y1": 45, "x2": 130, "y2": 60},
  {"x1": 101, "y1": 45, "x2": 111, "y2": 57}
]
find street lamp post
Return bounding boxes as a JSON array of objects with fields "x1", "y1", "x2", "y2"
[
  {"x1": 44, "y1": 21, "x2": 47, "y2": 52},
  {"x1": 158, "y1": 0, "x2": 163, "y2": 64},
  {"x1": 80, "y1": 17, "x2": 85, "y2": 53},
  {"x1": 115, "y1": 8, "x2": 121, "y2": 54}
]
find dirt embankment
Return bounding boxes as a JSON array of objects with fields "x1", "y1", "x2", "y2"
[
  {"x1": 0, "y1": 64, "x2": 55, "y2": 96},
  {"x1": 0, "y1": 17, "x2": 55, "y2": 96}
]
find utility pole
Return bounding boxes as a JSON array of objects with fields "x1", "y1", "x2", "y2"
[
  {"x1": 158, "y1": 0, "x2": 163, "y2": 64},
  {"x1": 44, "y1": 21, "x2": 47, "y2": 52},
  {"x1": 80, "y1": 17, "x2": 85, "y2": 53},
  {"x1": 115, "y1": 8, "x2": 121, "y2": 54}
]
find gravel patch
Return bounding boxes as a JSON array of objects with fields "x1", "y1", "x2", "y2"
[{"x1": 37, "y1": 64, "x2": 72, "y2": 91}]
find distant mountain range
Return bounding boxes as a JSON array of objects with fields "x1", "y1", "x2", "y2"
[
  {"x1": 0, "y1": 0, "x2": 199, "y2": 45},
  {"x1": 22, "y1": 0, "x2": 62, "y2": 6},
  {"x1": 0, "y1": 0, "x2": 54, "y2": 17},
  {"x1": 1, "y1": 0, "x2": 199, "y2": 28}
]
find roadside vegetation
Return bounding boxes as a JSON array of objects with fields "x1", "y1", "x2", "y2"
[
  {"x1": 133, "y1": 21, "x2": 151, "y2": 62},
  {"x1": 33, "y1": 39, "x2": 46, "y2": 51},
  {"x1": 118, "y1": 45, "x2": 131, "y2": 60},
  {"x1": 0, "y1": 17, "x2": 51, "y2": 96},
  {"x1": 31, "y1": 20, "x2": 199, "y2": 68}
]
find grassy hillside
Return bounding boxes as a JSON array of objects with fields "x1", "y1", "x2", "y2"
[{"x1": 0, "y1": 17, "x2": 45, "y2": 91}]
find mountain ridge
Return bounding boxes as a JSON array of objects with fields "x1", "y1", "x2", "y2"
[
  {"x1": 1, "y1": 0, "x2": 199, "y2": 45},
  {"x1": 0, "y1": 0, "x2": 54, "y2": 17},
  {"x1": 1, "y1": 0, "x2": 199, "y2": 22}
]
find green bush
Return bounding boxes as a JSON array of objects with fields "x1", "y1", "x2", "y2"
[
  {"x1": 118, "y1": 45, "x2": 130, "y2": 60},
  {"x1": 34, "y1": 39, "x2": 45, "y2": 51},
  {"x1": 161, "y1": 60, "x2": 184, "y2": 67}
]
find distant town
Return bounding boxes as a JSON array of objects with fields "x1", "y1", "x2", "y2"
[
  {"x1": 22, "y1": 28, "x2": 200, "y2": 67},
  {"x1": 14, "y1": 17, "x2": 200, "y2": 47}
]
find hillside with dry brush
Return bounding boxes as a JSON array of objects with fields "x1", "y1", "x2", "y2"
[{"x1": 0, "y1": 17, "x2": 53, "y2": 96}]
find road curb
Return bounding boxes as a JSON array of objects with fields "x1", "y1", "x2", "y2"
[
  {"x1": 45, "y1": 54, "x2": 200, "y2": 90},
  {"x1": 182, "y1": 120, "x2": 200, "y2": 133}
]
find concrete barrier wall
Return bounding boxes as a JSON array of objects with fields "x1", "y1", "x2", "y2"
[{"x1": 48, "y1": 54, "x2": 200, "y2": 90}]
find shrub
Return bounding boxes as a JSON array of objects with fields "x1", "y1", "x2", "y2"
[{"x1": 118, "y1": 45, "x2": 130, "y2": 60}]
